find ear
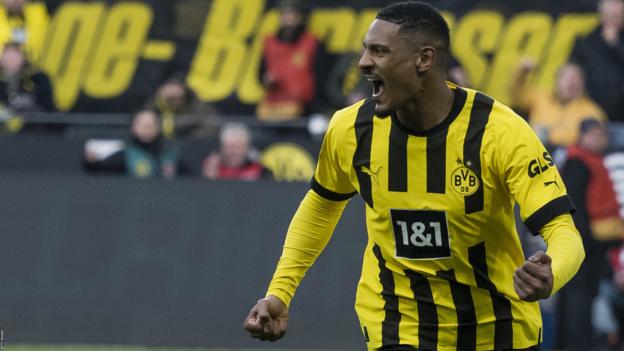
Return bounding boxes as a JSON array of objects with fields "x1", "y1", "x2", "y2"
[{"x1": 415, "y1": 46, "x2": 437, "y2": 73}]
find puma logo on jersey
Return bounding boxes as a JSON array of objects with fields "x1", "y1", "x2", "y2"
[
  {"x1": 544, "y1": 180, "x2": 558, "y2": 188},
  {"x1": 361, "y1": 166, "x2": 383, "y2": 186},
  {"x1": 544, "y1": 179, "x2": 559, "y2": 189}
]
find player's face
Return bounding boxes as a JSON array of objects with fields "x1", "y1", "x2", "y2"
[{"x1": 359, "y1": 19, "x2": 422, "y2": 116}]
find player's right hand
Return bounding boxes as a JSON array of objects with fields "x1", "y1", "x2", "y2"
[{"x1": 243, "y1": 295, "x2": 289, "y2": 342}]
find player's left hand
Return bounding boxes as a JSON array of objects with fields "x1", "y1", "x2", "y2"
[{"x1": 513, "y1": 250, "x2": 553, "y2": 302}]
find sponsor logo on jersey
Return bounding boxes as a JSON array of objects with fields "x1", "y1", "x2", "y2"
[
  {"x1": 360, "y1": 165, "x2": 383, "y2": 186},
  {"x1": 544, "y1": 178, "x2": 559, "y2": 188},
  {"x1": 528, "y1": 152, "x2": 554, "y2": 178},
  {"x1": 390, "y1": 209, "x2": 451, "y2": 260}
]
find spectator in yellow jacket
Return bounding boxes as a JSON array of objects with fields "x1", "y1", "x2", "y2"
[
  {"x1": 511, "y1": 59, "x2": 606, "y2": 147},
  {"x1": 0, "y1": 0, "x2": 48, "y2": 64}
]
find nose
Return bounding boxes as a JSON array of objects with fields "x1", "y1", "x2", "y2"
[{"x1": 358, "y1": 50, "x2": 373, "y2": 71}]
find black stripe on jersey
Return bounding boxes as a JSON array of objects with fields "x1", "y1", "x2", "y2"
[
  {"x1": 310, "y1": 176, "x2": 357, "y2": 201},
  {"x1": 463, "y1": 92, "x2": 494, "y2": 214},
  {"x1": 373, "y1": 244, "x2": 401, "y2": 346},
  {"x1": 426, "y1": 130, "x2": 448, "y2": 194},
  {"x1": 405, "y1": 270, "x2": 438, "y2": 351},
  {"x1": 468, "y1": 242, "x2": 513, "y2": 349},
  {"x1": 436, "y1": 269, "x2": 477, "y2": 349},
  {"x1": 426, "y1": 87, "x2": 467, "y2": 194},
  {"x1": 388, "y1": 123, "x2": 409, "y2": 192},
  {"x1": 524, "y1": 195, "x2": 576, "y2": 235},
  {"x1": 353, "y1": 99, "x2": 376, "y2": 207}
]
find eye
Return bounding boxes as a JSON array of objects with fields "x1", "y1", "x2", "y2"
[
  {"x1": 371, "y1": 46, "x2": 387, "y2": 56},
  {"x1": 362, "y1": 43, "x2": 389, "y2": 57}
]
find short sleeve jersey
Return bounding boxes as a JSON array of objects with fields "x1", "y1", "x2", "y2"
[{"x1": 311, "y1": 84, "x2": 574, "y2": 350}]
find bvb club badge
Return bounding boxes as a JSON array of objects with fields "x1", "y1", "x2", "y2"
[{"x1": 450, "y1": 159, "x2": 480, "y2": 196}]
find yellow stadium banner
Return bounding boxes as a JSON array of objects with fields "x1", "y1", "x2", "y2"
[{"x1": 6, "y1": 0, "x2": 599, "y2": 112}]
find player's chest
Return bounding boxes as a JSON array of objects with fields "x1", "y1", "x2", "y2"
[{"x1": 348, "y1": 131, "x2": 495, "y2": 214}]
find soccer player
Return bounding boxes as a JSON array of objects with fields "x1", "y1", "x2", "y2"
[{"x1": 244, "y1": 2, "x2": 585, "y2": 350}]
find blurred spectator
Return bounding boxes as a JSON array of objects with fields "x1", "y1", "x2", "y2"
[
  {"x1": 146, "y1": 73, "x2": 217, "y2": 139},
  {"x1": 566, "y1": 118, "x2": 624, "y2": 240},
  {"x1": 202, "y1": 122, "x2": 268, "y2": 181},
  {"x1": 558, "y1": 118, "x2": 621, "y2": 351},
  {"x1": 593, "y1": 247, "x2": 624, "y2": 350},
  {"x1": 0, "y1": 0, "x2": 48, "y2": 64},
  {"x1": 510, "y1": 59, "x2": 606, "y2": 146},
  {"x1": 0, "y1": 41, "x2": 53, "y2": 133},
  {"x1": 84, "y1": 109, "x2": 177, "y2": 179},
  {"x1": 572, "y1": 0, "x2": 624, "y2": 122},
  {"x1": 256, "y1": 0, "x2": 328, "y2": 120}
]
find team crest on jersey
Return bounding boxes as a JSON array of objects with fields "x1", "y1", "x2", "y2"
[{"x1": 450, "y1": 159, "x2": 480, "y2": 196}]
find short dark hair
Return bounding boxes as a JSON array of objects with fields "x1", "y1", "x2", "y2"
[
  {"x1": 376, "y1": 1, "x2": 450, "y2": 50},
  {"x1": 579, "y1": 118, "x2": 605, "y2": 135}
]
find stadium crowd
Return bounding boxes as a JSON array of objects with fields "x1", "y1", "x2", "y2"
[{"x1": 2, "y1": 0, "x2": 624, "y2": 350}]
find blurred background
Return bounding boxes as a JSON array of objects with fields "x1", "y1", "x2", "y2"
[{"x1": 1, "y1": 0, "x2": 624, "y2": 350}]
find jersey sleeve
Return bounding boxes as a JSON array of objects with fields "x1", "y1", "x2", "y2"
[
  {"x1": 311, "y1": 113, "x2": 357, "y2": 200},
  {"x1": 541, "y1": 214, "x2": 584, "y2": 295},
  {"x1": 496, "y1": 111, "x2": 575, "y2": 235},
  {"x1": 266, "y1": 189, "x2": 349, "y2": 306}
]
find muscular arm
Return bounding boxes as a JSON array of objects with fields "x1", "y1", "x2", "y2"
[{"x1": 266, "y1": 189, "x2": 349, "y2": 307}]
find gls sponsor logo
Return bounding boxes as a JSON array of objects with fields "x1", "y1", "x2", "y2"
[{"x1": 528, "y1": 152, "x2": 554, "y2": 178}]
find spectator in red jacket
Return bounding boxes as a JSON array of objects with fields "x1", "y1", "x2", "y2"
[
  {"x1": 256, "y1": 0, "x2": 328, "y2": 120},
  {"x1": 202, "y1": 123, "x2": 269, "y2": 181},
  {"x1": 558, "y1": 118, "x2": 623, "y2": 351}
]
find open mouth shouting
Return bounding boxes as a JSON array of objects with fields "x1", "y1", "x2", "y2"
[{"x1": 366, "y1": 75, "x2": 385, "y2": 99}]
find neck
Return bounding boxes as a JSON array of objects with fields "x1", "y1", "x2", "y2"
[{"x1": 395, "y1": 78, "x2": 454, "y2": 132}]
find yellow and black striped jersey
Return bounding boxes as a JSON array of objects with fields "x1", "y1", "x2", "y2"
[{"x1": 310, "y1": 83, "x2": 574, "y2": 350}]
